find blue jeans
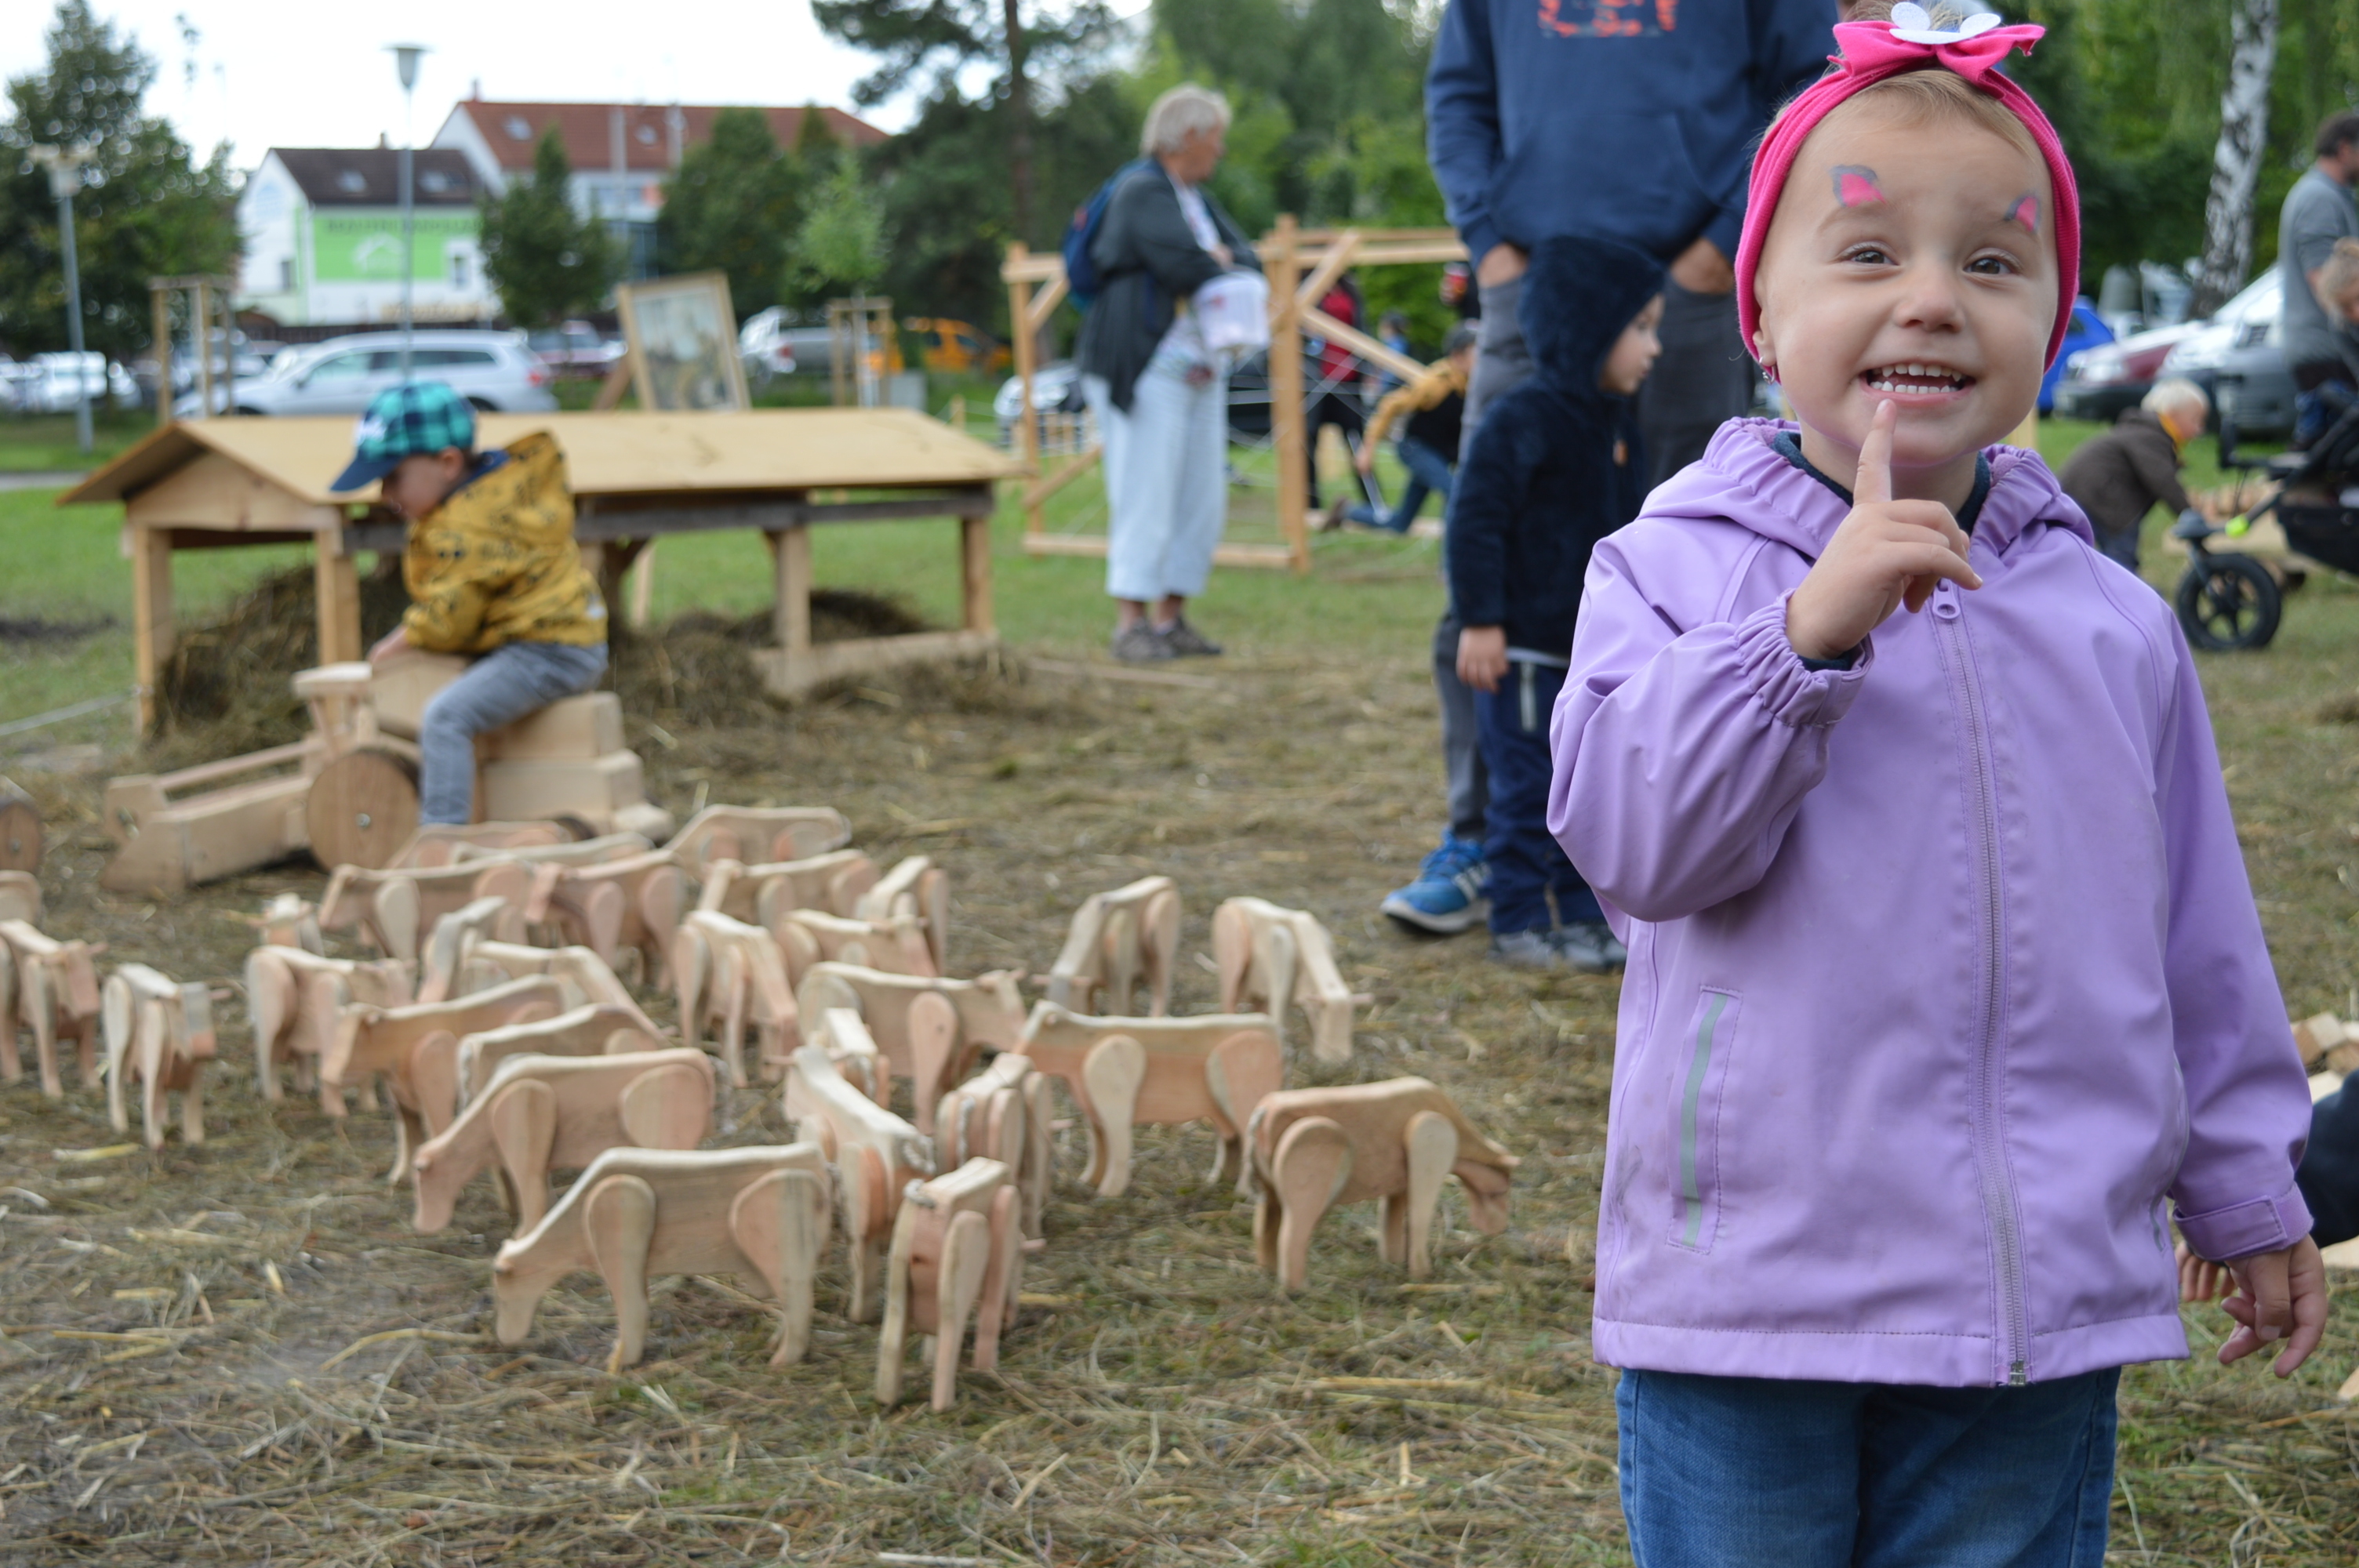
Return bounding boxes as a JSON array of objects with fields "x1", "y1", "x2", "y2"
[
  {"x1": 418, "y1": 641, "x2": 609, "y2": 824},
  {"x1": 2292, "y1": 376, "x2": 2355, "y2": 449},
  {"x1": 1618, "y1": 1367, "x2": 2120, "y2": 1568},
  {"x1": 1346, "y1": 435, "x2": 1456, "y2": 532},
  {"x1": 1473, "y1": 659, "x2": 1600, "y2": 934}
]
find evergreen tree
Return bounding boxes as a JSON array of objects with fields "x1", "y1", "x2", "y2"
[
  {"x1": 656, "y1": 107, "x2": 805, "y2": 318},
  {"x1": 793, "y1": 150, "x2": 890, "y2": 297},
  {"x1": 478, "y1": 129, "x2": 618, "y2": 329}
]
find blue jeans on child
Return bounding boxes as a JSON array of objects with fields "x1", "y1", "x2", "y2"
[
  {"x1": 1345, "y1": 435, "x2": 1456, "y2": 532},
  {"x1": 1617, "y1": 1367, "x2": 2119, "y2": 1568},
  {"x1": 1474, "y1": 658, "x2": 1601, "y2": 934},
  {"x1": 418, "y1": 640, "x2": 609, "y2": 824}
]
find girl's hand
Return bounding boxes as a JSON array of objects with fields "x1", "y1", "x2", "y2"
[
  {"x1": 2214, "y1": 1236, "x2": 2328, "y2": 1377},
  {"x1": 2175, "y1": 1240, "x2": 2233, "y2": 1303},
  {"x1": 368, "y1": 626, "x2": 410, "y2": 665},
  {"x1": 1457, "y1": 626, "x2": 1508, "y2": 695},
  {"x1": 1783, "y1": 401, "x2": 1982, "y2": 662}
]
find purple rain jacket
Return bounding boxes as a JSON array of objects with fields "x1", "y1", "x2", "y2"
[{"x1": 1549, "y1": 419, "x2": 2314, "y2": 1388}]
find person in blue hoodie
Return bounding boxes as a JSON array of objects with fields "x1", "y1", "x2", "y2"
[
  {"x1": 1383, "y1": 0, "x2": 1831, "y2": 939},
  {"x1": 1448, "y1": 235, "x2": 1663, "y2": 971}
]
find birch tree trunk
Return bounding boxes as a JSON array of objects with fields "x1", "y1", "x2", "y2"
[{"x1": 2190, "y1": 0, "x2": 2280, "y2": 318}]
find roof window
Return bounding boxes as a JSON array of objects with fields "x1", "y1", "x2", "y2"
[
  {"x1": 336, "y1": 169, "x2": 367, "y2": 194},
  {"x1": 504, "y1": 116, "x2": 532, "y2": 140}
]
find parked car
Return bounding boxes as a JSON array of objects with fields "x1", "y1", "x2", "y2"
[
  {"x1": 904, "y1": 318, "x2": 1009, "y2": 376},
  {"x1": 2052, "y1": 320, "x2": 2205, "y2": 423},
  {"x1": 2095, "y1": 260, "x2": 2197, "y2": 339},
  {"x1": 525, "y1": 321, "x2": 623, "y2": 378},
  {"x1": 993, "y1": 354, "x2": 1275, "y2": 446},
  {"x1": 16, "y1": 352, "x2": 137, "y2": 415},
  {"x1": 2039, "y1": 299, "x2": 2112, "y2": 414},
  {"x1": 174, "y1": 330, "x2": 557, "y2": 419},
  {"x1": 2159, "y1": 271, "x2": 2298, "y2": 437}
]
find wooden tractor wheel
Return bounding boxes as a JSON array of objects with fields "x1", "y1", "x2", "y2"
[
  {"x1": 0, "y1": 778, "x2": 38, "y2": 874},
  {"x1": 307, "y1": 749, "x2": 421, "y2": 872}
]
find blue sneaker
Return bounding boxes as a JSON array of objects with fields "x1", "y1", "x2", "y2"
[{"x1": 1381, "y1": 833, "x2": 1490, "y2": 934}]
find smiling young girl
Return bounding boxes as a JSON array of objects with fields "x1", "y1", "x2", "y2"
[{"x1": 1548, "y1": 5, "x2": 2326, "y2": 1561}]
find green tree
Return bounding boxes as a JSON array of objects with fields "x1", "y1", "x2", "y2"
[
  {"x1": 0, "y1": 0, "x2": 237, "y2": 361},
  {"x1": 478, "y1": 128, "x2": 618, "y2": 329},
  {"x1": 793, "y1": 150, "x2": 890, "y2": 296},
  {"x1": 656, "y1": 107, "x2": 805, "y2": 318}
]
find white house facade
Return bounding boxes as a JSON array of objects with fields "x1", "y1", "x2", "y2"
[{"x1": 236, "y1": 148, "x2": 495, "y2": 328}]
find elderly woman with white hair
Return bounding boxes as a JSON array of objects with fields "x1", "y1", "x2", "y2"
[
  {"x1": 2057, "y1": 376, "x2": 2212, "y2": 573},
  {"x1": 1075, "y1": 83, "x2": 1261, "y2": 661}
]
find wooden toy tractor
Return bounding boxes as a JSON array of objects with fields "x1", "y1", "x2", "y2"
[{"x1": 103, "y1": 653, "x2": 671, "y2": 893}]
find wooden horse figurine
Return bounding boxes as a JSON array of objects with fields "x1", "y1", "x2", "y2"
[
  {"x1": 783, "y1": 1027, "x2": 936, "y2": 1321},
  {"x1": 875, "y1": 1156, "x2": 1024, "y2": 1411},
  {"x1": 694, "y1": 849, "x2": 877, "y2": 924},
  {"x1": 492, "y1": 1143, "x2": 831, "y2": 1371},
  {"x1": 1213, "y1": 896, "x2": 1366, "y2": 1065},
  {"x1": 1046, "y1": 876, "x2": 1180, "y2": 1018},
  {"x1": 247, "y1": 892, "x2": 325, "y2": 954},
  {"x1": 664, "y1": 805, "x2": 852, "y2": 879},
  {"x1": 0, "y1": 870, "x2": 41, "y2": 924},
  {"x1": 1244, "y1": 1077, "x2": 1520, "y2": 1291},
  {"x1": 1014, "y1": 1003, "x2": 1283, "y2": 1200},
  {"x1": 322, "y1": 975, "x2": 568, "y2": 1178},
  {"x1": 420, "y1": 908, "x2": 666, "y2": 1042},
  {"x1": 454, "y1": 1004, "x2": 670, "y2": 1106},
  {"x1": 518, "y1": 850, "x2": 685, "y2": 985},
  {"x1": 777, "y1": 909, "x2": 938, "y2": 982},
  {"x1": 411, "y1": 1047, "x2": 714, "y2": 1233},
  {"x1": 1, "y1": 920, "x2": 104, "y2": 1098},
  {"x1": 671, "y1": 909, "x2": 799, "y2": 1087},
  {"x1": 936, "y1": 1051, "x2": 1055, "y2": 1238},
  {"x1": 102, "y1": 964, "x2": 216, "y2": 1149},
  {"x1": 853, "y1": 855, "x2": 950, "y2": 975},
  {"x1": 414, "y1": 895, "x2": 515, "y2": 1004},
  {"x1": 319, "y1": 859, "x2": 532, "y2": 964},
  {"x1": 246, "y1": 947, "x2": 413, "y2": 1111},
  {"x1": 391, "y1": 820, "x2": 574, "y2": 869},
  {"x1": 796, "y1": 963, "x2": 1025, "y2": 1134}
]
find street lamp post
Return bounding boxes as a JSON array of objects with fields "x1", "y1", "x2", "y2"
[
  {"x1": 30, "y1": 143, "x2": 96, "y2": 455},
  {"x1": 389, "y1": 45, "x2": 427, "y2": 380}
]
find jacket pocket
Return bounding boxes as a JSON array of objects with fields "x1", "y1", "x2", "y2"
[{"x1": 1667, "y1": 988, "x2": 1739, "y2": 1252}]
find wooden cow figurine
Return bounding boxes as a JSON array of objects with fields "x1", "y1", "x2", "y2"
[
  {"x1": 412, "y1": 1047, "x2": 714, "y2": 1233},
  {"x1": 248, "y1": 892, "x2": 325, "y2": 955},
  {"x1": 247, "y1": 947, "x2": 413, "y2": 1111},
  {"x1": 876, "y1": 1156, "x2": 1023, "y2": 1411},
  {"x1": 319, "y1": 860, "x2": 532, "y2": 964},
  {"x1": 777, "y1": 909, "x2": 937, "y2": 982},
  {"x1": 415, "y1": 895, "x2": 514, "y2": 1004},
  {"x1": 1, "y1": 920, "x2": 104, "y2": 1098},
  {"x1": 420, "y1": 913, "x2": 665, "y2": 1043},
  {"x1": 672, "y1": 909, "x2": 799, "y2": 1087},
  {"x1": 1047, "y1": 876, "x2": 1180, "y2": 1018},
  {"x1": 323, "y1": 976, "x2": 568, "y2": 1178},
  {"x1": 455, "y1": 1004, "x2": 670, "y2": 1105},
  {"x1": 696, "y1": 850, "x2": 878, "y2": 925},
  {"x1": 1015, "y1": 1003, "x2": 1282, "y2": 1199},
  {"x1": 1213, "y1": 897, "x2": 1365, "y2": 1065},
  {"x1": 393, "y1": 820, "x2": 574, "y2": 869},
  {"x1": 0, "y1": 870, "x2": 40, "y2": 924},
  {"x1": 936, "y1": 1051, "x2": 1055, "y2": 1238},
  {"x1": 665, "y1": 805, "x2": 852, "y2": 880},
  {"x1": 492, "y1": 1143, "x2": 831, "y2": 1372},
  {"x1": 794, "y1": 963, "x2": 1025, "y2": 1135},
  {"x1": 519, "y1": 851, "x2": 685, "y2": 985},
  {"x1": 784, "y1": 1029, "x2": 936, "y2": 1321},
  {"x1": 1244, "y1": 1077, "x2": 1519, "y2": 1291},
  {"x1": 102, "y1": 964, "x2": 216, "y2": 1149},
  {"x1": 853, "y1": 856, "x2": 950, "y2": 975}
]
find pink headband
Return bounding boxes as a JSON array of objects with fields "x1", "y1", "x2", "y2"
[{"x1": 1734, "y1": 8, "x2": 2081, "y2": 372}]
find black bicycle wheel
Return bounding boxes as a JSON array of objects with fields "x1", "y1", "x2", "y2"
[{"x1": 2175, "y1": 554, "x2": 2282, "y2": 652}]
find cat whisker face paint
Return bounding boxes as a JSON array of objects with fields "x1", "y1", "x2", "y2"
[
  {"x1": 1832, "y1": 165, "x2": 1885, "y2": 207},
  {"x1": 2007, "y1": 191, "x2": 2041, "y2": 234}
]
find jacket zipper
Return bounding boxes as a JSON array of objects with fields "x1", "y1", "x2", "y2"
[{"x1": 1934, "y1": 584, "x2": 2030, "y2": 1386}]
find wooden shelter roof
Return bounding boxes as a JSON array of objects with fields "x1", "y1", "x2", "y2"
[{"x1": 61, "y1": 409, "x2": 1022, "y2": 510}]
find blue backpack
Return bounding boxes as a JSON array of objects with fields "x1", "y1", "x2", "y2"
[{"x1": 1062, "y1": 158, "x2": 1152, "y2": 310}]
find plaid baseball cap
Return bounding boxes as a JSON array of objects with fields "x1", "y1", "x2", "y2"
[{"x1": 329, "y1": 381, "x2": 478, "y2": 492}]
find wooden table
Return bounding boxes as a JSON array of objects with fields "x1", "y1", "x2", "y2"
[{"x1": 61, "y1": 409, "x2": 1024, "y2": 724}]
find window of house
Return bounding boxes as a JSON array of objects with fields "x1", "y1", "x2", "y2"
[
  {"x1": 419, "y1": 170, "x2": 453, "y2": 194},
  {"x1": 336, "y1": 169, "x2": 367, "y2": 194},
  {"x1": 505, "y1": 116, "x2": 533, "y2": 140},
  {"x1": 278, "y1": 258, "x2": 293, "y2": 292},
  {"x1": 448, "y1": 252, "x2": 471, "y2": 287},
  {"x1": 635, "y1": 124, "x2": 657, "y2": 145}
]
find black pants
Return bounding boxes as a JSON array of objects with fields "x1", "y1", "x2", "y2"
[
  {"x1": 1304, "y1": 389, "x2": 1365, "y2": 514},
  {"x1": 2301, "y1": 1081, "x2": 2359, "y2": 1247}
]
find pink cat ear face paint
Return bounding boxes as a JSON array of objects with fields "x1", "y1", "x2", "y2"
[
  {"x1": 2008, "y1": 192, "x2": 2041, "y2": 234},
  {"x1": 1832, "y1": 165, "x2": 1886, "y2": 207}
]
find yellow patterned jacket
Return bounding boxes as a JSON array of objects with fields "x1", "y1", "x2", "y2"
[{"x1": 401, "y1": 433, "x2": 607, "y2": 653}]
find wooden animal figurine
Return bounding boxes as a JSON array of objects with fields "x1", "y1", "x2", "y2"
[
  {"x1": 1243, "y1": 1077, "x2": 1520, "y2": 1291},
  {"x1": 665, "y1": 805, "x2": 852, "y2": 880},
  {"x1": 322, "y1": 976, "x2": 568, "y2": 1179},
  {"x1": 936, "y1": 1051, "x2": 1055, "y2": 1237},
  {"x1": 778, "y1": 909, "x2": 937, "y2": 982},
  {"x1": 784, "y1": 1029, "x2": 936, "y2": 1321},
  {"x1": 455, "y1": 1003, "x2": 668, "y2": 1104},
  {"x1": 875, "y1": 1156, "x2": 1023, "y2": 1411},
  {"x1": 2293, "y1": 1013, "x2": 2359, "y2": 1076},
  {"x1": 319, "y1": 859, "x2": 533, "y2": 963},
  {"x1": 1, "y1": 920, "x2": 104, "y2": 1098},
  {"x1": 393, "y1": 820, "x2": 576, "y2": 869},
  {"x1": 519, "y1": 850, "x2": 685, "y2": 985},
  {"x1": 415, "y1": 895, "x2": 514, "y2": 1004},
  {"x1": 412, "y1": 1047, "x2": 714, "y2": 1233},
  {"x1": 853, "y1": 856, "x2": 950, "y2": 975},
  {"x1": 671, "y1": 909, "x2": 800, "y2": 1087},
  {"x1": 1014, "y1": 1003, "x2": 1283, "y2": 1199},
  {"x1": 416, "y1": 905, "x2": 665, "y2": 1042},
  {"x1": 695, "y1": 849, "x2": 878, "y2": 924},
  {"x1": 1047, "y1": 876, "x2": 1180, "y2": 1018},
  {"x1": 797, "y1": 964, "x2": 1011, "y2": 1135},
  {"x1": 246, "y1": 947, "x2": 413, "y2": 1111},
  {"x1": 0, "y1": 869, "x2": 43, "y2": 924},
  {"x1": 101, "y1": 964, "x2": 216, "y2": 1149},
  {"x1": 1213, "y1": 897, "x2": 1365, "y2": 1065},
  {"x1": 492, "y1": 1143, "x2": 831, "y2": 1372},
  {"x1": 248, "y1": 892, "x2": 325, "y2": 955}
]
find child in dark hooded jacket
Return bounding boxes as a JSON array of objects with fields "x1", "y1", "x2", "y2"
[{"x1": 1446, "y1": 234, "x2": 1663, "y2": 971}]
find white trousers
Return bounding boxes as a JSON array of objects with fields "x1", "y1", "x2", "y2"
[{"x1": 1084, "y1": 365, "x2": 1227, "y2": 602}]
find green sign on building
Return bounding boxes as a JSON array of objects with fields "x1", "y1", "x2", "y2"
[{"x1": 312, "y1": 211, "x2": 476, "y2": 282}]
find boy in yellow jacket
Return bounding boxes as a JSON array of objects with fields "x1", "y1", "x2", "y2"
[{"x1": 330, "y1": 382, "x2": 608, "y2": 825}]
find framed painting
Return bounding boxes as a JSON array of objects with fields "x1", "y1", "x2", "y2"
[{"x1": 615, "y1": 271, "x2": 750, "y2": 412}]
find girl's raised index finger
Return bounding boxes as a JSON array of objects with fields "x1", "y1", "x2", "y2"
[{"x1": 1855, "y1": 400, "x2": 1896, "y2": 506}]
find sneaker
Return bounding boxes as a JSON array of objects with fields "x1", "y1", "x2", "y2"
[
  {"x1": 1489, "y1": 928, "x2": 1566, "y2": 969},
  {"x1": 1111, "y1": 622, "x2": 1176, "y2": 662},
  {"x1": 1380, "y1": 833, "x2": 1490, "y2": 934},
  {"x1": 1159, "y1": 617, "x2": 1223, "y2": 657},
  {"x1": 1553, "y1": 921, "x2": 1626, "y2": 974}
]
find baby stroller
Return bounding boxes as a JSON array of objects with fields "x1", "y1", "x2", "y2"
[{"x1": 2170, "y1": 382, "x2": 2359, "y2": 652}]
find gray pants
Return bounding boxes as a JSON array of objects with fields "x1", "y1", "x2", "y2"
[{"x1": 419, "y1": 640, "x2": 609, "y2": 824}]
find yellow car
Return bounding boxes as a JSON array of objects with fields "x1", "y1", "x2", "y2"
[{"x1": 903, "y1": 318, "x2": 1010, "y2": 376}]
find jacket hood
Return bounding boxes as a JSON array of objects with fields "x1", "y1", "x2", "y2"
[
  {"x1": 1643, "y1": 418, "x2": 2097, "y2": 558},
  {"x1": 1516, "y1": 235, "x2": 1665, "y2": 401}
]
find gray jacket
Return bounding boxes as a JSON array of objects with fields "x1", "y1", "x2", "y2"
[{"x1": 1074, "y1": 165, "x2": 1259, "y2": 412}]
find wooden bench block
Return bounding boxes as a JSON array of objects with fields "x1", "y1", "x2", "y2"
[
  {"x1": 482, "y1": 694, "x2": 625, "y2": 761},
  {"x1": 480, "y1": 751, "x2": 647, "y2": 822},
  {"x1": 370, "y1": 653, "x2": 469, "y2": 739}
]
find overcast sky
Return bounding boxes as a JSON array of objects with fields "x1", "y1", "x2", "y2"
[{"x1": 0, "y1": 1, "x2": 1143, "y2": 167}]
